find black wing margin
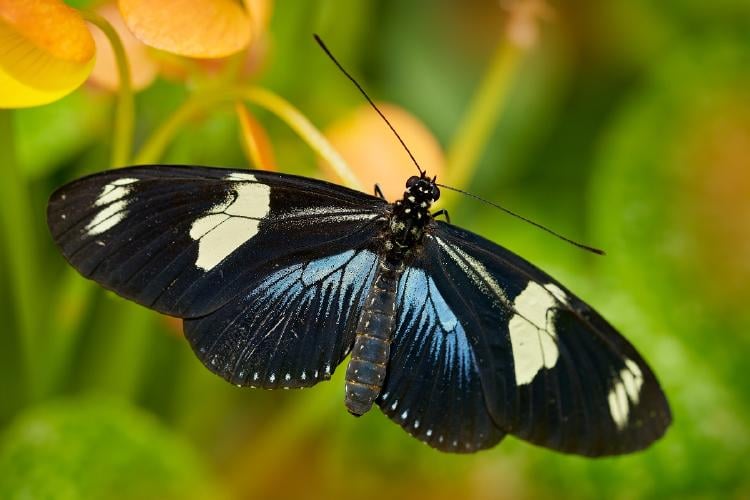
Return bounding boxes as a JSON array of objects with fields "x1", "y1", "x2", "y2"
[{"x1": 417, "y1": 222, "x2": 671, "y2": 456}]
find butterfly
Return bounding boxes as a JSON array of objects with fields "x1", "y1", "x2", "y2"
[{"x1": 46, "y1": 164, "x2": 671, "y2": 456}]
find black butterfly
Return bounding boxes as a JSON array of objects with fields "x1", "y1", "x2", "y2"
[{"x1": 47, "y1": 164, "x2": 671, "y2": 456}]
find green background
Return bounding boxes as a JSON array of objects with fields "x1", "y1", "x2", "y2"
[{"x1": 1, "y1": 1, "x2": 749, "y2": 498}]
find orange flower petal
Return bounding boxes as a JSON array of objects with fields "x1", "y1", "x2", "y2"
[
  {"x1": 243, "y1": 0, "x2": 272, "y2": 42},
  {"x1": 323, "y1": 103, "x2": 445, "y2": 201},
  {"x1": 0, "y1": 0, "x2": 95, "y2": 108},
  {"x1": 118, "y1": 0, "x2": 252, "y2": 58},
  {"x1": 88, "y1": 3, "x2": 158, "y2": 92},
  {"x1": 236, "y1": 102, "x2": 276, "y2": 170}
]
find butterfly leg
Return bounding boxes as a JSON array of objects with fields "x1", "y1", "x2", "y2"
[
  {"x1": 374, "y1": 184, "x2": 386, "y2": 200},
  {"x1": 432, "y1": 209, "x2": 451, "y2": 223}
]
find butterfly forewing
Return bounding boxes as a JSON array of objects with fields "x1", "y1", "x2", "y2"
[
  {"x1": 424, "y1": 222, "x2": 671, "y2": 456},
  {"x1": 48, "y1": 165, "x2": 389, "y2": 389},
  {"x1": 47, "y1": 165, "x2": 387, "y2": 318}
]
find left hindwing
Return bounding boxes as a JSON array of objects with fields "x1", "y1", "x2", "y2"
[{"x1": 407, "y1": 222, "x2": 671, "y2": 456}]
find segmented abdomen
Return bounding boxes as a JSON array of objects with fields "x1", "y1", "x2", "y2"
[{"x1": 345, "y1": 259, "x2": 402, "y2": 416}]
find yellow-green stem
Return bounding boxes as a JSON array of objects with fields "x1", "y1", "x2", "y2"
[
  {"x1": 235, "y1": 102, "x2": 264, "y2": 169},
  {"x1": 0, "y1": 110, "x2": 40, "y2": 402},
  {"x1": 445, "y1": 40, "x2": 522, "y2": 195},
  {"x1": 82, "y1": 10, "x2": 134, "y2": 167},
  {"x1": 135, "y1": 86, "x2": 362, "y2": 190}
]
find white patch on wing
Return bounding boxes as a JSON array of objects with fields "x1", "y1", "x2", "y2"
[
  {"x1": 509, "y1": 281, "x2": 561, "y2": 385},
  {"x1": 190, "y1": 179, "x2": 271, "y2": 271},
  {"x1": 85, "y1": 178, "x2": 139, "y2": 235},
  {"x1": 607, "y1": 358, "x2": 644, "y2": 429},
  {"x1": 544, "y1": 283, "x2": 570, "y2": 305},
  {"x1": 227, "y1": 172, "x2": 257, "y2": 182}
]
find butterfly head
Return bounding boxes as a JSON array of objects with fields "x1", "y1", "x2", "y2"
[{"x1": 405, "y1": 173, "x2": 440, "y2": 207}]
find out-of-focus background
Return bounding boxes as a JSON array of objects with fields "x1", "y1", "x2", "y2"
[{"x1": 1, "y1": 0, "x2": 749, "y2": 498}]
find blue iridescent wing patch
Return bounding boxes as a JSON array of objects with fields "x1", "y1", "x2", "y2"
[
  {"x1": 377, "y1": 265, "x2": 506, "y2": 453},
  {"x1": 184, "y1": 249, "x2": 379, "y2": 388}
]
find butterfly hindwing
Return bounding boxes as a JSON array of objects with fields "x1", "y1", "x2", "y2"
[
  {"x1": 47, "y1": 165, "x2": 387, "y2": 318},
  {"x1": 377, "y1": 265, "x2": 506, "y2": 453},
  {"x1": 423, "y1": 222, "x2": 671, "y2": 456},
  {"x1": 183, "y1": 248, "x2": 379, "y2": 388}
]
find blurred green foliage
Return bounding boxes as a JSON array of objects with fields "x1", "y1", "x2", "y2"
[
  {"x1": 0, "y1": 398, "x2": 222, "y2": 500},
  {"x1": 1, "y1": 0, "x2": 749, "y2": 499}
]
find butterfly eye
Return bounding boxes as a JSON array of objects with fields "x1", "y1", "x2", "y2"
[
  {"x1": 406, "y1": 176, "x2": 420, "y2": 188},
  {"x1": 431, "y1": 185, "x2": 441, "y2": 200}
]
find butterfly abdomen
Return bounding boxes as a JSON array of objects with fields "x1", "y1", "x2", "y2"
[{"x1": 345, "y1": 259, "x2": 403, "y2": 416}]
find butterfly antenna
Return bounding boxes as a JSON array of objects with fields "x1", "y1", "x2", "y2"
[
  {"x1": 436, "y1": 183, "x2": 606, "y2": 255},
  {"x1": 313, "y1": 34, "x2": 425, "y2": 176}
]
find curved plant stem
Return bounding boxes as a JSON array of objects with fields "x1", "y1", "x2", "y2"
[
  {"x1": 445, "y1": 39, "x2": 522, "y2": 193},
  {"x1": 133, "y1": 92, "x2": 212, "y2": 164},
  {"x1": 235, "y1": 102, "x2": 265, "y2": 169},
  {"x1": 0, "y1": 110, "x2": 39, "y2": 402},
  {"x1": 135, "y1": 86, "x2": 362, "y2": 190},
  {"x1": 232, "y1": 87, "x2": 363, "y2": 190},
  {"x1": 82, "y1": 10, "x2": 134, "y2": 167}
]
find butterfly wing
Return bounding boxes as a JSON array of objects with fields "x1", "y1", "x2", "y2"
[
  {"x1": 47, "y1": 165, "x2": 388, "y2": 387},
  {"x1": 183, "y1": 247, "x2": 380, "y2": 388},
  {"x1": 47, "y1": 165, "x2": 386, "y2": 318},
  {"x1": 379, "y1": 222, "x2": 671, "y2": 456},
  {"x1": 377, "y1": 265, "x2": 506, "y2": 453}
]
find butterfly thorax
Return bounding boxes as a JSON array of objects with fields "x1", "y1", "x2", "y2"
[{"x1": 384, "y1": 175, "x2": 440, "y2": 262}]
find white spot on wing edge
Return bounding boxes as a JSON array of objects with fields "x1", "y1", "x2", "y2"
[
  {"x1": 509, "y1": 281, "x2": 560, "y2": 385},
  {"x1": 226, "y1": 172, "x2": 257, "y2": 181},
  {"x1": 607, "y1": 358, "x2": 645, "y2": 430},
  {"x1": 544, "y1": 283, "x2": 570, "y2": 305},
  {"x1": 95, "y1": 177, "x2": 139, "y2": 206}
]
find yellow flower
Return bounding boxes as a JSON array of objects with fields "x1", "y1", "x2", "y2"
[{"x1": 0, "y1": 0, "x2": 95, "y2": 108}]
